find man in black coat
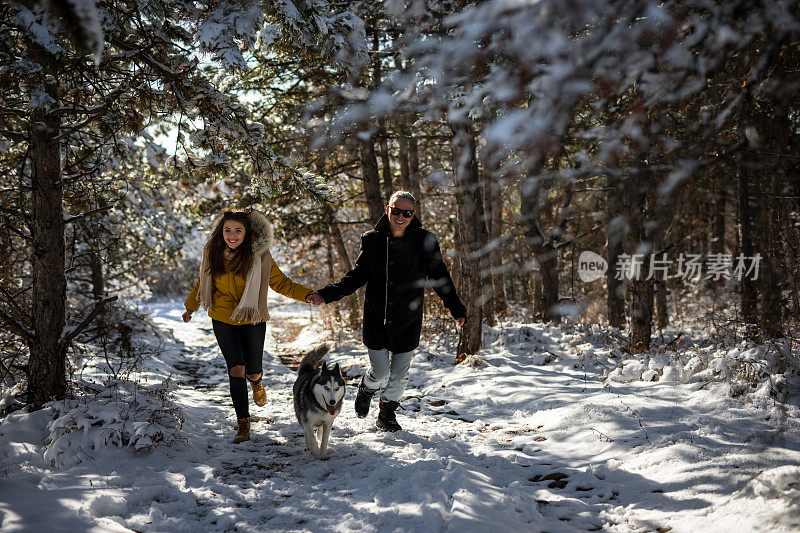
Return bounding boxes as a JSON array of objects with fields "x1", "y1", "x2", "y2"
[{"x1": 313, "y1": 191, "x2": 466, "y2": 431}]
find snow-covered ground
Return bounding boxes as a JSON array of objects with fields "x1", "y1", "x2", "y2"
[{"x1": 1, "y1": 294, "x2": 799, "y2": 532}]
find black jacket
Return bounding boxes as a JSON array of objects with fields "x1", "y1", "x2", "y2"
[{"x1": 318, "y1": 215, "x2": 466, "y2": 353}]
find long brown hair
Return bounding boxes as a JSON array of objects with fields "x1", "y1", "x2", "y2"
[{"x1": 207, "y1": 211, "x2": 254, "y2": 278}]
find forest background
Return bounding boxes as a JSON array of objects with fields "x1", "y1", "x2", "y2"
[{"x1": 0, "y1": 0, "x2": 799, "y2": 409}]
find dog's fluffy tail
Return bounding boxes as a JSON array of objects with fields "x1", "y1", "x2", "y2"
[{"x1": 298, "y1": 343, "x2": 332, "y2": 373}]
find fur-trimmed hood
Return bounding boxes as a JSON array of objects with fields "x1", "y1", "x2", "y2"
[
  {"x1": 247, "y1": 210, "x2": 274, "y2": 255},
  {"x1": 208, "y1": 210, "x2": 274, "y2": 255}
]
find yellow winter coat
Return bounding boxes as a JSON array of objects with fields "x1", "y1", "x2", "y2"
[{"x1": 185, "y1": 257, "x2": 312, "y2": 325}]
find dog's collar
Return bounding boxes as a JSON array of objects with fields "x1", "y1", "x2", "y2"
[{"x1": 313, "y1": 395, "x2": 327, "y2": 411}]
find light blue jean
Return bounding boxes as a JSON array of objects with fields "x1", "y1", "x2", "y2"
[{"x1": 363, "y1": 348, "x2": 415, "y2": 402}]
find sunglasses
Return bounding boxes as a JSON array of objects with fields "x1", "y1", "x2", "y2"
[{"x1": 388, "y1": 206, "x2": 414, "y2": 218}]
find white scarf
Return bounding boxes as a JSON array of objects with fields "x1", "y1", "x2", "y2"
[{"x1": 196, "y1": 246, "x2": 272, "y2": 323}]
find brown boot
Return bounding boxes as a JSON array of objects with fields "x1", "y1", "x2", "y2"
[
  {"x1": 233, "y1": 417, "x2": 250, "y2": 443},
  {"x1": 250, "y1": 379, "x2": 266, "y2": 407}
]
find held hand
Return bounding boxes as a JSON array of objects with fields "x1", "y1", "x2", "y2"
[
  {"x1": 306, "y1": 291, "x2": 324, "y2": 306},
  {"x1": 182, "y1": 310, "x2": 193, "y2": 323},
  {"x1": 456, "y1": 317, "x2": 465, "y2": 326}
]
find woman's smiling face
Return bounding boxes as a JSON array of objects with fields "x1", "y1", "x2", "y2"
[{"x1": 222, "y1": 220, "x2": 247, "y2": 250}]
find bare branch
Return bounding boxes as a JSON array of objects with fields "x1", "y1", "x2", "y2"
[
  {"x1": 0, "y1": 284, "x2": 30, "y2": 323},
  {"x1": 0, "y1": 129, "x2": 26, "y2": 141},
  {"x1": 64, "y1": 206, "x2": 114, "y2": 225},
  {"x1": 0, "y1": 308, "x2": 33, "y2": 342},
  {"x1": 61, "y1": 296, "x2": 118, "y2": 347}
]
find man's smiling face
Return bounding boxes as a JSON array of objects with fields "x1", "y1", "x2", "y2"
[{"x1": 388, "y1": 198, "x2": 415, "y2": 236}]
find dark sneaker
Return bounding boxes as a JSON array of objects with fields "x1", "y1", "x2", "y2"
[
  {"x1": 354, "y1": 378, "x2": 375, "y2": 418},
  {"x1": 376, "y1": 400, "x2": 402, "y2": 432}
]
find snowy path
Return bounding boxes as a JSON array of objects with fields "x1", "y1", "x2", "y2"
[
  {"x1": 1, "y1": 295, "x2": 799, "y2": 532},
  {"x1": 140, "y1": 297, "x2": 550, "y2": 531}
]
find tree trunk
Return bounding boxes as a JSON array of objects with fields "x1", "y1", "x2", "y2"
[
  {"x1": 324, "y1": 206, "x2": 353, "y2": 272},
  {"x1": 653, "y1": 219, "x2": 669, "y2": 330},
  {"x1": 606, "y1": 175, "x2": 626, "y2": 328},
  {"x1": 629, "y1": 254, "x2": 654, "y2": 352},
  {"x1": 450, "y1": 120, "x2": 484, "y2": 359},
  {"x1": 530, "y1": 271, "x2": 543, "y2": 321},
  {"x1": 758, "y1": 102, "x2": 791, "y2": 338},
  {"x1": 475, "y1": 171, "x2": 494, "y2": 325},
  {"x1": 537, "y1": 246, "x2": 559, "y2": 321},
  {"x1": 82, "y1": 222, "x2": 105, "y2": 299},
  {"x1": 324, "y1": 205, "x2": 359, "y2": 328},
  {"x1": 697, "y1": 197, "x2": 709, "y2": 259},
  {"x1": 654, "y1": 258, "x2": 668, "y2": 330},
  {"x1": 712, "y1": 186, "x2": 726, "y2": 254},
  {"x1": 755, "y1": 169, "x2": 784, "y2": 338},
  {"x1": 652, "y1": 192, "x2": 675, "y2": 331},
  {"x1": 626, "y1": 157, "x2": 678, "y2": 343},
  {"x1": 625, "y1": 173, "x2": 653, "y2": 353},
  {"x1": 89, "y1": 251, "x2": 104, "y2": 300},
  {"x1": 485, "y1": 179, "x2": 507, "y2": 319},
  {"x1": 407, "y1": 131, "x2": 423, "y2": 223},
  {"x1": 371, "y1": 41, "x2": 393, "y2": 203},
  {"x1": 0, "y1": 223, "x2": 11, "y2": 289},
  {"x1": 360, "y1": 139, "x2": 385, "y2": 224},
  {"x1": 706, "y1": 183, "x2": 727, "y2": 294},
  {"x1": 521, "y1": 177, "x2": 560, "y2": 323},
  {"x1": 397, "y1": 131, "x2": 412, "y2": 191},
  {"x1": 737, "y1": 152, "x2": 757, "y2": 325},
  {"x1": 27, "y1": 94, "x2": 68, "y2": 405},
  {"x1": 325, "y1": 231, "x2": 335, "y2": 279},
  {"x1": 397, "y1": 118, "x2": 424, "y2": 221},
  {"x1": 325, "y1": 230, "x2": 342, "y2": 324},
  {"x1": 451, "y1": 221, "x2": 463, "y2": 289},
  {"x1": 378, "y1": 120, "x2": 394, "y2": 201}
]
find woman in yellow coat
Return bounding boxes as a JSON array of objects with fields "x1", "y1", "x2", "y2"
[{"x1": 182, "y1": 210, "x2": 321, "y2": 443}]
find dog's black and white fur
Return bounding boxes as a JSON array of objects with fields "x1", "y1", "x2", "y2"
[{"x1": 293, "y1": 344, "x2": 345, "y2": 460}]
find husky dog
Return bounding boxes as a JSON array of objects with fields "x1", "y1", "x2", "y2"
[{"x1": 292, "y1": 344, "x2": 345, "y2": 460}]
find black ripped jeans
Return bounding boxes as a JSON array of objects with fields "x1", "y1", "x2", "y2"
[{"x1": 212, "y1": 319, "x2": 267, "y2": 419}]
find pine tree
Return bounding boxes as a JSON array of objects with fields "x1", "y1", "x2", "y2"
[{"x1": 0, "y1": 0, "x2": 365, "y2": 406}]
